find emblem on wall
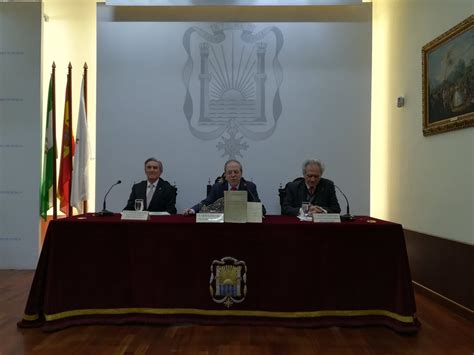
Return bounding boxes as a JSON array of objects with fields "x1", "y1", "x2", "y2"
[
  {"x1": 209, "y1": 256, "x2": 247, "y2": 308},
  {"x1": 183, "y1": 23, "x2": 284, "y2": 159}
]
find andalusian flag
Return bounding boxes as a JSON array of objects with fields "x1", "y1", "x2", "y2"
[
  {"x1": 58, "y1": 71, "x2": 75, "y2": 215},
  {"x1": 40, "y1": 77, "x2": 55, "y2": 220},
  {"x1": 71, "y1": 78, "x2": 90, "y2": 214}
]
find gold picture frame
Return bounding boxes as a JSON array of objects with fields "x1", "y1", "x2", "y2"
[{"x1": 422, "y1": 15, "x2": 473, "y2": 136}]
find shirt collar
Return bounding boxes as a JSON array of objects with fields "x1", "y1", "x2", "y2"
[
  {"x1": 228, "y1": 182, "x2": 240, "y2": 190},
  {"x1": 147, "y1": 179, "x2": 159, "y2": 188}
]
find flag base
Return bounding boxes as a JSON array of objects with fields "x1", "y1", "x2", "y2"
[
  {"x1": 340, "y1": 214, "x2": 355, "y2": 222},
  {"x1": 97, "y1": 210, "x2": 114, "y2": 217}
]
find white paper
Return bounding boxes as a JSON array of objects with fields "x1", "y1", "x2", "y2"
[
  {"x1": 224, "y1": 191, "x2": 248, "y2": 223},
  {"x1": 247, "y1": 202, "x2": 263, "y2": 223}
]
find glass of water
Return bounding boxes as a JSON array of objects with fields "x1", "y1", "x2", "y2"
[
  {"x1": 301, "y1": 202, "x2": 310, "y2": 217},
  {"x1": 134, "y1": 199, "x2": 144, "y2": 211}
]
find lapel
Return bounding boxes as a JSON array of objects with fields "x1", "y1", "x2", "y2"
[
  {"x1": 238, "y1": 178, "x2": 246, "y2": 191},
  {"x1": 315, "y1": 179, "x2": 325, "y2": 196},
  {"x1": 309, "y1": 180, "x2": 326, "y2": 205},
  {"x1": 298, "y1": 180, "x2": 308, "y2": 200},
  {"x1": 139, "y1": 181, "x2": 148, "y2": 198},
  {"x1": 299, "y1": 180, "x2": 315, "y2": 204},
  {"x1": 221, "y1": 182, "x2": 229, "y2": 196}
]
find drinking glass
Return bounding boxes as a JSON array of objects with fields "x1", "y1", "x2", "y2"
[
  {"x1": 134, "y1": 199, "x2": 144, "y2": 211},
  {"x1": 301, "y1": 202, "x2": 310, "y2": 216}
]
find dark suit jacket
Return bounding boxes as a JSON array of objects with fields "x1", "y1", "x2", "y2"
[
  {"x1": 282, "y1": 178, "x2": 341, "y2": 216},
  {"x1": 192, "y1": 178, "x2": 266, "y2": 215},
  {"x1": 124, "y1": 179, "x2": 177, "y2": 214}
]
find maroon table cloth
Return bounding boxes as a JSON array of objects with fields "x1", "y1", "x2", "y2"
[{"x1": 18, "y1": 214, "x2": 419, "y2": 332}]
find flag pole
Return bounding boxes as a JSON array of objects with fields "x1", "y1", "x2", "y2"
[
  {"x1": 52, "y1": 62, "x2": 58, "y2": 220},
  {"x1": 83, "y1": 62, "x2": 88, "y2": 213},
  {"x1": 67, "y1": 62, "x2": 73, "y2": 217},
  {"x1": 83, "y1": 63, "x2": 88, "y2": 114}
]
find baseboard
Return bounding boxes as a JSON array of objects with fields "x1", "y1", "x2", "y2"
[
  {"x1": 412, "y1": 281, "x2": 473, "y2": 321},
  {"x1": 404, "y1": 229, "x2": 473, "y2": 314}
]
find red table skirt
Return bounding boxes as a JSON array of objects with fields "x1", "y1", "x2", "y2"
[{"x1": 18, "y1": 214, "x2": 419, "y2": 333}]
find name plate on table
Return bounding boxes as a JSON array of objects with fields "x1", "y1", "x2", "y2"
[
  {"x1": 196, "y1": 213, "x2": 224, "y2": 223},
  {"x1": 149, "y1": 211, "x2": 170, "y2": 216},
  {"x1": 121, "y1": 211, "x2": 150, "y2": 221},
  {"x1": 313, "y1": 213, "x2": 341, "y2": 223}
]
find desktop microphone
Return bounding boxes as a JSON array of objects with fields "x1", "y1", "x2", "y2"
[
  {"x1": 97, "y1": 180, "x2": 122, "y2": 216},
  {"x1": 242, "y1": 181, "x2": 266, "y2": 215},
  {"x1": 334, "y1": 184, "x2": 355, "y2": 222},
  {"x1": 242, "y1": 181, "x2": 257, "y2": 202}
]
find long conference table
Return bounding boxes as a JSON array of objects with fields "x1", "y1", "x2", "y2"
[{"x1": 18, "y1": 214, "x2": 420, "y2": 333}]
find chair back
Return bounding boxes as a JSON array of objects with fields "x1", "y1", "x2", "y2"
[
  {"x1": 279, "y1": 177, "x2": 304, "y2": 211},
  {"x1": 206, "y1": 173, "x2": 225, "y2": 196},
  {"x1": 171, "y1": 184, "x2": 178, "y2": 197}
]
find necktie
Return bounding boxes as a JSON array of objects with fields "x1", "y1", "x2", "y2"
[
  {"x1": 146, "y1": 184, "x2": 155, "y2": 208},
  {"x1": 231, "y1": 186, "x2": 237, "y2": 191}
]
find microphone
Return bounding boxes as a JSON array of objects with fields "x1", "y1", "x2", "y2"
[
  {"x1": 242, "y1": 181, "x2": 257, "y2": 202},
  {"x1": 334, "y1": 184, "x2": 355, "y2": 222},
  {"x1": 97, "y1": 180, "x2": 121, "y2": 216},
  {"x1": 242, "y1": 180, "x2": 266, "y2": 215}
]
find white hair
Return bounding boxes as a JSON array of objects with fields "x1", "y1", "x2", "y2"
[{"x1": 302, "y1": 159, "x2": 325, "y2": 175}]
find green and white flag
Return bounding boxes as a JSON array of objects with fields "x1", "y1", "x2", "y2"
[{"x1": 40, "y1": 77, "x2": 55, "y2": 220}]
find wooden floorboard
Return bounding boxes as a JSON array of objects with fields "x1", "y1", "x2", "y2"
[{"x1": 1, "y1": 270, "x2": 473, "y2": 355}]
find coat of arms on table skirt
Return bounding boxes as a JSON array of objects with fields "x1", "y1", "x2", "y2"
[{"x1": 210, "y1": 256, "x2": 247, "y2": 308}]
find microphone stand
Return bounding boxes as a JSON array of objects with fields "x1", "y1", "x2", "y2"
[
  {"x1": 242, "y1": 180, "x2": 266, "y2": 215},
  {"x1": 242, "y1": 180, "x2": 257, "y2": 202},
  {"x1": 334, "y1": 184, "x2": 354, "y2": 222},
  {"x1": 97, "y1": 180, "x2": 121, "y2": 216}
]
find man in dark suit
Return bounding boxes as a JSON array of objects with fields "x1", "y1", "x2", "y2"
[
  {"x1": 124, "y1": 157, "x2": 177, "y2": 214},
  {"x1": 183, "y1": 159, "x2": 265, "y2": 215},
  {"x1": 282, "y1": 159, "x2": 340, "y2": 216}
]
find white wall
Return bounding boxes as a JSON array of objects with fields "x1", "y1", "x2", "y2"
[
  {"x1": 0, "y1": 3, "x2": 42, "y2": 268},
  {"x1": 96, "y1": 14, "x2": 372, "y2": 214},
  {"x1": 371, "y1": 0, "x2": 473, "y2": 244},
  {"x1": 0, "y1": 0, "x2": 97, "y2": 269}
]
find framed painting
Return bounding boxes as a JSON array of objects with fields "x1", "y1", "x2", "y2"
[{"x1": 422, "y1": 15, "x2": 473, "y2": 136}]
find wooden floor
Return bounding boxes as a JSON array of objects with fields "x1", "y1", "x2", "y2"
[{"x1": 1, "y1": 271, "x2": 472, "y2": 355}]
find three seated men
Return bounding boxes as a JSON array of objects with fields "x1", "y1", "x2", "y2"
[{"x1": 124, "y1": 157, "x2": 340, "y2": 216}]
